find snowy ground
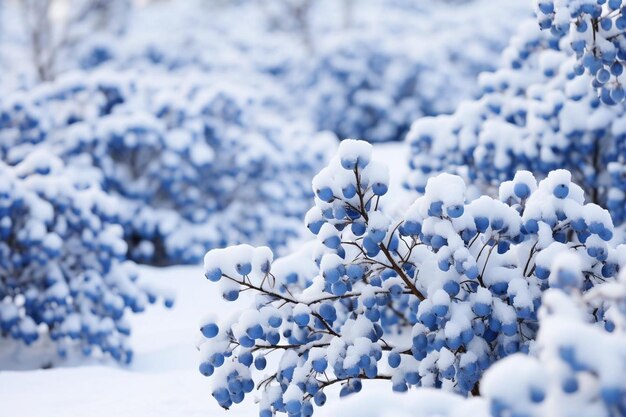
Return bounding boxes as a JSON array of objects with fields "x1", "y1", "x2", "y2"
[
  {"x1": 0, "y1": 265, "x2": 461, "y2": 417},
  {"x1": 0, "y1": 143, "x2": 438, "y2": 417}
]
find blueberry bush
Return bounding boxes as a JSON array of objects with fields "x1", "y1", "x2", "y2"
[
  {"x1": 0, "y1": 155, "x2": 168, "y2": 363},
  {"x1": 534, "y1": 0, "x2": 626, "y2": 103},
  {"x1": 0, "y1": 69, "x2": 336, "y2": 264},
  {"x1": 304, "y1": 1, "x2": 530, "y2": 142},
  {"x1": 476, "y1": 267, "x2": 626, "y2": 417},
  {"x1": 197, "y1": 140, "x2": 623, "y2": 415},
  {"x1": 414, "y1": 260, "x2": 626, "y2": 417},
  {"x1": 406, "y1": 15, "x2": 626, "y2": 226}
]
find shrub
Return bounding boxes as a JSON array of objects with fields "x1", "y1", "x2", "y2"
[
  {"x1": 477, "y1": 268, "x2": 626, "y2": 417},
  {"x1": 0, "y1": 154, "x2": 167, "y2": 364},
  {"x1": 197, "y1": 139, "x2": 621, "y2": 415},
  {"x1": 304, "y1": 1, "x2": 529, "y2": 142},
  {"x1": 415, "y1": 262, "x2": 626, "y2": 417},
  {"x1": 0, "y1": 70, "x2": 336, "y2": 264},
  {"x1": 534, "y1": 0, "x2": 626, "y2": 104},
  {"x1": 406, "y1": 18, "x2": 626, "y2": 225}
]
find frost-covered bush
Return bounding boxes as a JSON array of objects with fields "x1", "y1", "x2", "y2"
[
  {"x1": 4, "y1": 0, "x2": 529, "y2": 143},
  {"x1": 59, "y1": 0, "x2": 528, "y2": 145},
  {"x1": 0, "y1": 156, "x2": 167, "y2": 363},
  {"x1": 197, "y1": 140, "x2": 623, "y2": 415},
  {"x1": 304, "y1": 1, "x2": 530, "y2": 142},
  {"x1": 534, "y1": 0, "x2": 626, "y2": 103},
  {"x1": 0, "y1": 70, "x2": 335, "y2": 264},
  {"x1": 306, "y1": 35, "x2": 430, "y2": 143},
  {"x1": 406, "y1": 18, "x2": 626, "y2": 225},
  {"x1": 421, "y1": 259, "x2": 626, "y2": 417},
  {"x1": 476, "y1": 268, "x2": 626, "y2": 417},
  {"x1": 365, "y1": 260, "x2": 626, "y2": 417}
]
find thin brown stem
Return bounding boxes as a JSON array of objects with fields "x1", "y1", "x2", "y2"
[{"x1": 379, "y1": 244, "x2": 425, "y2": 301}]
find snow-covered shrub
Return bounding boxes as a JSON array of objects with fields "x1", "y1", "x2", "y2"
[
  {"x1": 4, "y1": 0, "x2": 529, "y2": 142},
  {"x1": 534, "y1": 0, "x2": 626, "y2": 103},
  {"x1": 0, "y1": 70, "x2": 336, "y2": 264},
  {"x1": 197, "y1": 140, "x2": 622, "y2": 415},
  {"x1": 424, "y1": 257, "x2": 626, "y2": 417},
  {"x1": 304, "y1": 1, "x2": 530, "y2": 142},
  {"x1": 0, "y1": 155, "x2": 166, "y2": 363},
  {"x1": 364, "y1": 259, "x2": 626, "y2": 417},
  {"x1": 306, "y1": 35, "x2": 429, "y2": 143},
  {"x1": 406, "y1": 18, "x2": 626, "y2": 225},
  {"x1": 476, "y1": 267, "x2": 626, "y2": 417}
]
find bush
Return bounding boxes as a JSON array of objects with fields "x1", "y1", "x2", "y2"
[
  {"x1": 306, "y1": 35, "x2": 431, "y2": 143},
  {"x1": 0, "y1": 154, "x2": 167, "y2": 364},
  {"x1": 411, "y1": 264, "x2": 626, "y2": 417},
  {"x1": 476, "y1": 270, "x2": 626, "y2": 417},
  {"x1": 406, "y1": 18, "x2": 626, "y2": 225},
  {"x1": 0, "y1": 69, "x2": 336, "y2": 264},
  {"x1": 304, "y1": 1, "x2": 529, "y2": 142},
  {"x1": 197, "y1": 139, "x2": 622, "y2": 415}
]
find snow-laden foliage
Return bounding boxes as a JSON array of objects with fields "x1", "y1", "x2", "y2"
[
  {"x1": 305, "y1": 35, "x2": 459, "y2": 143},
  {"x1": 411, "y1": 260, "x2": 626, "y2": 417},
  {"x1": 534, "y1": 0, "x2": 626, "y2": 103},
  {"x1": 305, "y1": 3, "x2": 529, "y2": 142},
  {"x1": 0, "y1": 156, "x2": 167, "y2": 363},
  {"x1": 197, "y1": 140, "x2": 622, "y2": 415},
  {"x1": 406, "y1": 18, "x2": 626, "y2": 226},
  {"x1": 477, "y1": 269, "x2": 626, "y2": 417},
  {"x1": 0, "y1": 70, "x2": 336, "y2": 264}
]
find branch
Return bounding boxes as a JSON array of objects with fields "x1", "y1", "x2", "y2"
[
  {"x1": 379, "y1": 244, "x2": 425, "y2": 301},
  {"x1": 304, "y1": 374, "x2": 393, "y2": 400},
  {"x1": 222, "y1": 273, "x2": 296, "y2": 304}
]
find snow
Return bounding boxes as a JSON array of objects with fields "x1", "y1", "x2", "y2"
[
  {"x1": 338, "y1": 139, "x2": 372, "y2": 169},
  {"x1": 371, "y1": 142, "x2": 414, "y2": 213},
  {"x1": 0, "y1": 265, "x2": 255, "y2": 417}
]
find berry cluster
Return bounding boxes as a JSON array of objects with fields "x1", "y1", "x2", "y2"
[
  {"x1": 534, "y1": 0, "x2": 626, "y2": 104},
  {"x1": 378, "y1": 263, "x2": 626, "y2": 417},
  {"x1": 480, "y1": 267, "x2": 626, "y2": 417}
]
